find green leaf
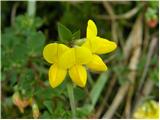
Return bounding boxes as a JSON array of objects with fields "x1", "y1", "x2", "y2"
[
  {"x1": 27, "y1": 31, "x2": 45, "y2": 56},
  {"x1": 150, "y1": 68, "x2": 158, "y2": 86},
  {"x1": 72, "y1": 30, "x2": 80, "y2": 40},
  {"x1": 74, "y1": 87, "x2": 86, "y2": 101},
  {"x1": 113, "y1": 65, "x2": 129, "y2": 85},
  {"x1": 34, "y1": 17, "x2": 44, "y2": 28},
  {"x1": 79, "y1": 72, "x2": 109, "y2": 115},
  {"x1": 2, "y1": 31, "x2": 28, "y2": 68},
  {"x1": 35, "y1": 87, "x2": 55, "y2": 100},
  {"x1": 40, "y1": 111, "x2": 52, "y2": 119},
  {"x1": 10, "y1": 70, "x2": 18, "y2": 86},
  {"x1": 58, "y1": 23, "x2": 72, "y2": 43},
  {"x1": 43, "y1": 101, "x2": 54, "y2": 114},
  {"x1": 18, "y1": 69, "x2": 35, "y2": 97},
  {"x1": 2, "y1": 15, "x2": 45, "y2": 69},
  {"x1": 76, "y1": 105, "x2": 93, "y2": 118},
  {"x1": 90, "y1": 71, "x2": 108, "y2": 107},
  {"x1": 149, "y1": 1, "x2": 158, "y2": 8}
]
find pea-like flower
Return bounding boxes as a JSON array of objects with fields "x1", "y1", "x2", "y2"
[
  {"x1": 82, "y1": 20, "x2": 117, "y2": 72},
  {"x1": 43, "y1": 43, "x2": 92, "y2": 88},
  {"x1": 59, "y1": 46, "x2": 92, "y2": 87},
  {"x1": 43, "y1": 43, "x2": 69, "y2": 88},
  {"x1": 43, "y1": 19, "x2": 117, "y2": 88},
  {"x1": 133, "y1": 100, "x2": 159, "y2": 119}
]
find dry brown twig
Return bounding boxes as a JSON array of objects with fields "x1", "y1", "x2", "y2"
[
  {"x1": 136, "y1": 37, "x2": 158, "y2": 97},
  {"x1": 95, "y1": 75, "x2": 117, "y2": 118},
  {"x1": 143, "y1": 24, "x2": 150, "y2": 53},
  {"x1": 142, "y1": 79, "x2": 154, "y2": 96},
  {"x1": 110, "y1": 1, "x2": 131, "y2": 5},
  {"x1": 11, "y1": 2, "x2": 19, "y2": 26},
  {"x1": 133, "y1": 37, "x2": 158, "y2": 116},
  {"x1": 123, "y1": 13, "x2": 143, "y2": 118},
  {"x1": 104, "y1": 53, "x2": 118, "y2": 63},
  {"x1": 123, "y1": 16, "x2": 143, "y2": 60},
  {"x1": 102, "y1": 1, "x2": 118, "y2": 42},
  {"x1": 102, "y1": 14, "x2": 143, "y2": 119},
  {"x1": 96, "y1": 6, "x2": 140, "y2": 20}
]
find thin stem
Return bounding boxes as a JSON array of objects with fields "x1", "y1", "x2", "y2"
[
  {"x1": 27, "y1": 0, "x2": 36, "y2": 17},
  {"x1": 74, "y1": 38, "x2": 86, "y2": 46},
  {"x1": 67, "y1": 82, "x2": 76, "y2": 118}
]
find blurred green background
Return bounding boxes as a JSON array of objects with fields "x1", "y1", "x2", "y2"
[{"x1": 1, "y1": 1, "x2": 159, "y2": 119}]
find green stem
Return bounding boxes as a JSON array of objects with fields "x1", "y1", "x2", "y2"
[
  {"x1": 67, "y1": 82, "x2": 76, "y2": 118},
  {"x1": 74, "y1": 38, "x2": 86, "y2": 46},
  {"x1": 27, "y1": 0, "x2": 36, "y2": 17}
]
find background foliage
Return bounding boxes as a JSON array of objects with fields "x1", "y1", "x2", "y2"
[{"x1": 1, "y1": 1, "x2": 159, "y2": 119}]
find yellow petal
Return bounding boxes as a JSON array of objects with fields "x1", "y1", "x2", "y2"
[
  {"x1": 95, "y1": 37, "x2": 117, "y2": 54},
  {"x1": 87, "y1": 19, "x2": 97, "y2": 39},
  {"x1": 49, "y1": 64, "x2": 67, "y2": 88},
  {"x1": 69, "y1": 65, "x2": 87, "y2": 87},
  {"x1": 87, "y1": 54, "x2": 107, "y2": 72},
  {"x1": 75, "y1": 47, "x2": 92, "y2": 64},
  {"x1": 58, "y1": 48, "x2": 75, "y2": 69},
  {"x1": 83, "y1": 37, "x2": 117, "y2": 54},
  {"x1": 59, "y1": 46, "x2": 92, "y2": 69},
  {"x1": 82, "y1": 38, "x2": 97, "y2": 53},
  {"x1": 43, "y1": 43, "x2": 69, "y2": 64}
]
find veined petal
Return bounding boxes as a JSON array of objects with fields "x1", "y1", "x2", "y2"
[
  {"x1": 43, "y1": 43, "x2": 69, "y2": 64},
  {"x1": 87, "y1": 20, "x2": 97, "y2": 39},
  {"x1": 59, "y1": 46, "x2": 92, "y2": 69},
  {"x1": 87, "y1": 54, "x2": 107, "y2": 72},
  {"x1": 94, "y1": 37, "x2": 117, "y2": 54},
  {"x1": 69, "y1": 65, "x2": 87, "y2": 87},
  {"x1": 49, "y1": 64, "x2": 67, "y2": 88}
]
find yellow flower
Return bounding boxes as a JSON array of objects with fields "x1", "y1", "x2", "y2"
[
  {"x1": 43, "y1": 20, "x2": 117, "y2": 88},
  {"x1": 59, "y1": 46, "x2": 92, "y2": 87},
  {"x1": 43, "y1": 43, "x2": 92, "y2": 88},
  {"x1": 43, "y1": 43, "x2": 69, "y2": 88},
  {"x1": 133, "y1": 100, "x2": 159, "y2": 119},
  {"x1": 82, "y1": 20, "x2": 117, "y2": 72}
]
